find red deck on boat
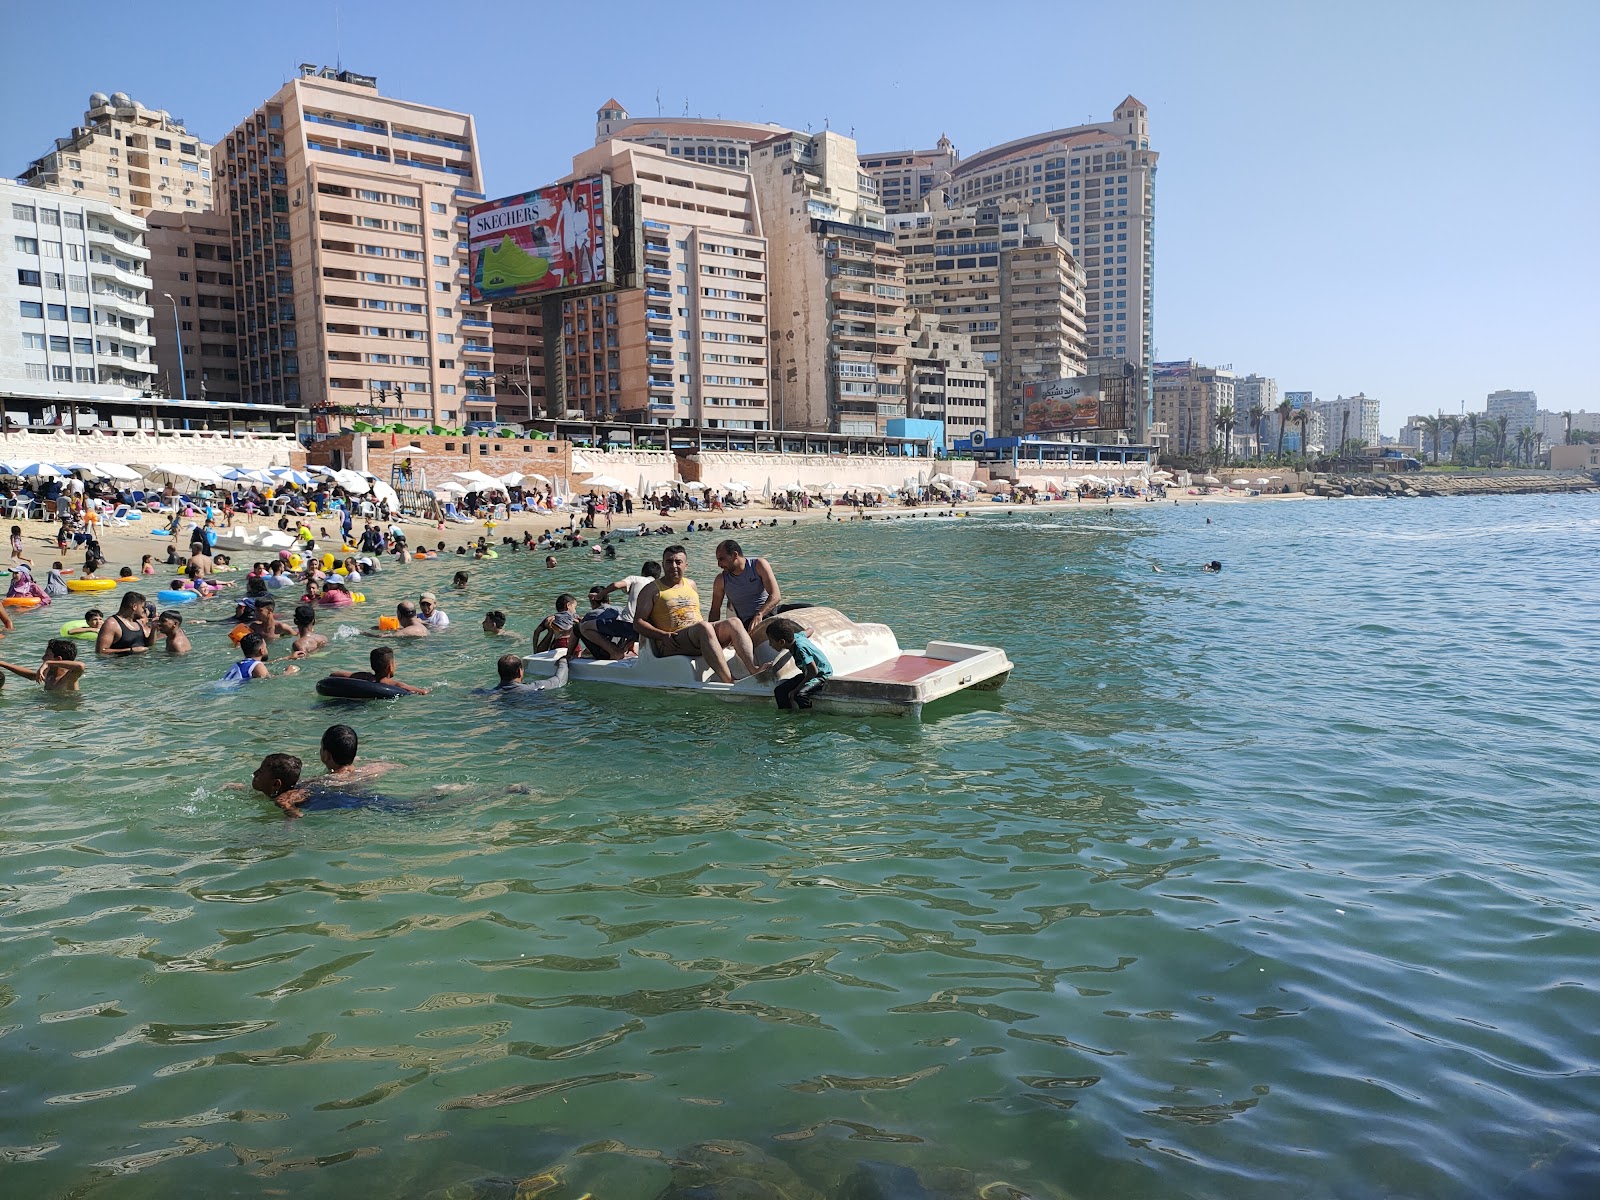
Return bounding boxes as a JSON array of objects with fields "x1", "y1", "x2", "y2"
[{"x1": 838, "y1": 654, "x2": 946, "y2": 684}]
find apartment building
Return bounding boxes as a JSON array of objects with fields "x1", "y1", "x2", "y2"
[
  {"x1": 865, "y1": 99, "x2": 1156, "y2": 431},
  {"x1": 594, "y1": 100, "x2": 792, "y2": 170},
  {"x1": 1153, "y1": 360, "x2": 1234, "y2": 457},
  {"x1": 1232, "y1": 373, "x2": 1279, "y2": 454},
  {"x1": 903, "y1": 311, "x2": 993, "y2": 442},
  {"x1": 487, "y1": 309, "x2": 545, "y2": 425},
  {"x1": 21, "y1": 93, "x2": 213, "y2": 220},
  {"x1": 559, "y1": 140, "x2": 769, "y2": 428},
  {"x1": 748, "y1": 130, "x2": 907, "y2": 435},
  {"x1": 2, "y1": 179, "x2": 156, "y2": 401},
  {"x1": 217, "y1": 65, "x2": 484, "y2": 419},
  {"x1": 858, "y1": 139, "x2": 958, "y2": 214},
  {"x1": 145, "y1": 211, "x2": 241, "y2": 405},
  {"x1": 887, "y1": 197, "x2": 1087, "y2": 435},
  {"x1": 1312, "y1": 393, "x2": 1381, "y2": 452},
  {"x1": 1536, "y1": 408, "x2": 1600, "y2": 446},
  {"x1": 1486, "y1": 389, "x2": 1537, "y2": 434}
]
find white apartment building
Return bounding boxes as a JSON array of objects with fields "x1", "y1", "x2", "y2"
[
  {"x1": 2, "y1": 179, "x2": 156, "y2": 403},
  {"x1": 1312, "y1": 393, "x2": 1381, "y2": 452},
  {"x1": 1486, "y1": 389, "x2": 1537, "y2": 434},
  {"x1": 1231, "y1": 373, "x2": 1279, "y2": 454},
  {"x1": 21, "y1": 92, "x2": 213, "y2": 220},
  {"x1": 1536, "y1": 408, "x2": 1600, "y2": 446},
  {"x1": 748, "y1": 130, "x2": 907, "y2": 435}
]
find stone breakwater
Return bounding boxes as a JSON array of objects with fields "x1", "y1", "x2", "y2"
[{"x1": 1306, "y1": 471, "x2": 1600, "y2": 499}]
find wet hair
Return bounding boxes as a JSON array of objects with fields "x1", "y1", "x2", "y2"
[
  {"x1": 246, "y1": 575, "x2": 269, "y2": 597},
  {"x1": 258, "y1": 752, "x2": 302, "y2": 793},
  {"x1": 321, "y1": 723, "x2": 358, "y2": 767},
  {"x1": 604, "y1": 543, "x2": 617, "y2": 559},
  {"x1": 483, "y1": 610, "x2": 506, "y2": 630},
  {"x1": 256, "y1": 597, "x2": 275, "y2": 613},
  {"x1": 46, "y1": 638, "x2": 78, "y2": 661},
  {"x1": 764, "y1": 617, "x2": 802, "y2": 644},
  {"x1": 84, "y1": 608, "x2": 103, "y2": 623},
  {"x1": 396, "y1": 600, "x2": 417, "y2": 618},
  {"x1": 555, "y1": 592, "x2": 576, "y2": 610},
  {"x1": 293, "y1": 604, "x2": 316, "y2": 630},
  {"x1": 240, "y1": 632, "x2": 267, "y2": 658},
  {"x1": 641, "y1": 561, "x2": 662, "y2": 578},
  {"x1": 716, "y1": 539, "x2": 743, "y2": 557},
  {"x1": 496, "y1": 653, "x2": 523, "y2": 684},
  {"x1": 120, "y1": 591, "x2": 147, "y2": 614},
  {"x1": 369, "y1": 645, "x2": 396, "y2": 678},
  {"x1": 453, "y1": 572, "x2": 469, "y2": 587},
  {"x1": 158, "y1": 610, "x2": 183, "y2": 627}
]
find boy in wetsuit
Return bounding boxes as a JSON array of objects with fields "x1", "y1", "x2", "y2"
[{"x1": 0, "y1": 638, "x2": 86, "y2": 693}]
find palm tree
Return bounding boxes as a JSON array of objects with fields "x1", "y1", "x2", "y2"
[
  {"x1": 1562, "y1": 410, "x2": 1574, "y2": 445},
  {"x1": 1214, "y1": 405, "x2": 1236, "y2": 464},
  {"x1": 1339, "y1": 410, "x2": 1352, "y2": 460},
  {"x1": 1514, "y1": 427, "x2": 1531, "y2": 466},
  {"x1": 1295, "y1": 407, "x2": 1313, "y2": 460},
  {"x1": 1534, "y1": 431, "x2": 1545, "y2": 466},
  {"x1": 1490, "y1": 414, "x2": 1510, "y2": 466},
  {"x1": 1419, "y1": 415, "x2": 1442, "y2": 464},
  {"x1": 1467, "y1": 412, "x2": 1480, "y2": 467},
  {"x1": 1249, "y1": 403, "x2": 1266, "y2": 459},
  {"x1": 1275, "y1": 398, "x2": 1294, "y2": 460},
  {"x1": 1442, "y1": 415, "x2": 1462, "y2": 465}
]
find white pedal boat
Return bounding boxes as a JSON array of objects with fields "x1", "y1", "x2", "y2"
[
  {"x1": 210, "y1": 525, "x2": 298, "y2": 553},
  {"x1": 522, "y1": 605, "x2": 1011, "y2": 718}
]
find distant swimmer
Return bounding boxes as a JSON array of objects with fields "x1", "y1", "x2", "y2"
[
  {"x1": 477, "y1": 652, "x2": 569, "y2": 697},
  {"x1": 1203, "y1": 561, "x2": 1222, "y2": 572},
  {"x1": 1151, "y1": 564, "x2": 1163, "y2": 573}
]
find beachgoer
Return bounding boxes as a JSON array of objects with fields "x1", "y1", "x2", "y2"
[
  {"x1": 0, "y1": 638, "x2": 86, "y2": 693},
  {"x1": 533, "y1": 593, "x2": 581, "y2": 654},
  {"x1": 482, "y1": 652, "x2": 570, "y2": 696},
  {"x1": 222, "y1": 632, "x2": 298, "y2": 682},
  {"x1": 630, "y1": 545, "x2": 763, "y2": 685},
  {"x1": 481, "y1": 610, "x2": 516, "y2": 637},
  {"x1": 289, "y1": 604, "x2": 329, "y2": 658},
  {"x1": 452, "y1": 571, "x2": 469, "y2": 590},
  {"x1": 580, "y1": 561, "x2": 661, "y2": 660},
  {"x1": 417, "y1": 592, "x2": 450, "y2": 630},
  {"x1": 96, "y1": 592, "x2": 153, "y2": 656},
  {"x1": 327, "y1": 645, "x2": 428, "y2": 694},
  {"x1": 247, "y1": 751, "x2": 306, "y2": 816},
  {"x1": 156, "y1": 611, "x2": 191, "y2": 654},
  {"x1": 370, "y1": 601, "x2": 429, "y2": 638},
  {"x1": 245, "y1": 598, "x2": 296, "y2": 643},
  {"x1": 1203, "y1": 560, "x2": 1222, "y2": 572},
  {"x1": 765, "y1": 617, "x2": 832, "y2": 710},
  {"x1": 710, "y1": 539, "x2": 782, "y2": 643}
]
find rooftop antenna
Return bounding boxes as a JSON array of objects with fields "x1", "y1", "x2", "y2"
[
  {"x1": 656, "y1": 88, "x2": 661, "y2": 116},
  {"x1": 335, "y1": 4, "x2": 343, "y2": 70}
]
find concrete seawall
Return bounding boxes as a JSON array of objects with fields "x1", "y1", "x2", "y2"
[{"x1": 1310, "y1": 471, "x2": 1599, "y2": 498}]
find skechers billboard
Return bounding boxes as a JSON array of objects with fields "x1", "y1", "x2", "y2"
[{"x1": 466, "y1": 175, "x2": 611, "y2": 304}]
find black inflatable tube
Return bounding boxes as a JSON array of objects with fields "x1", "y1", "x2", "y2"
[{"x1": 315, "y1": 676, "x2": 409, "y2": 700}]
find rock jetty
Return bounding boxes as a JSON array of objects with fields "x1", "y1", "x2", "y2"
[{"x1": 1304, "y1": 471, "x2": 1600, "y2": 499}]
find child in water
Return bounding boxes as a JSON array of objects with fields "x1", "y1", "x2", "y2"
[
  {"x1": 0, "y1": 638, "x2": 86, "y2": 693},
  {"x1": 248, "y1": 751, "x2": 306, "y2": 816},
  {"x1": 764, "y1": 618, "x2": 832, "y2": 711}
]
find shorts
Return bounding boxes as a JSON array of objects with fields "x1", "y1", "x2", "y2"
[
  {"x1": 651, "y1": 627, "x2": 703, "y2": 657},
  {"x1": 596, "y1": 614, "x2": 636, "y2": 641}
]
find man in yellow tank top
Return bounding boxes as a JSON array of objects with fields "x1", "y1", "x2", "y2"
[{"x1": 632, "y1": 544, "x2": 764, "y2": 685}]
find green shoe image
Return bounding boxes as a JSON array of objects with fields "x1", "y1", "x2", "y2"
[{"x1": 477, "y1": 235, "x2": 551, "y2": 291}]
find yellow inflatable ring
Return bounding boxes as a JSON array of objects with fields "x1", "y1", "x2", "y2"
[
  {"x1": 350, "y1": 592, "x2": 366, "y2": 603},
  {"x1": 66, "y1": 579, "x2": 117, "y2": 593}
]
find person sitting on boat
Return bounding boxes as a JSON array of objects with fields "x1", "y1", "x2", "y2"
[
  {"x1": 630, "y1": 545, "x2": 765, "y2": 686},
  {"x1": 579, "y1": 561, "x2": 661, "y2": 661},
  {"x1": 709, "y1": 539, "x2": 782, "y2": 648},
  {"x1": 764, "y1": 617, "x2": 832, "y2": 710}
]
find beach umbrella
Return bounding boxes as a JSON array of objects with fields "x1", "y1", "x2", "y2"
[
  {"x1": 430, "y1": 481, "x2": 468, "y2": 497},
  {"x1": 681, "y1": 481, "x2": 708, "y2": 491},
  {"x1": 332, "y1": 470, "x2": 370, "y2": 495},
  {"x1": 1255, "y1": 477, "x2": 1272, "y2": 486},
  {"x1": 369, "y1": 480, "x2": 400, "y2": 509},
  {"x1": 270, "y1": 467, "x2": 313, "y2": 487},
  {"x1": 581, "y1": 473, "x2": 629, "y2": 492},
  {"x1": 497, "y1": 471, "x2": 526, "y2": 487},
  {"x1": 1231, "y1": 479, "x2": 1252, "y2": 489},
  {"x1": 91, "y1": 461, "x2": 141, "y2": 481},
  {"x1": 522, "y1": 472, "x2": 551, "y2": 485},
  {"x1": 63, "y1": 462, "x2": 105, "y2": 479},
  {"x1": 12, "y1": 462, "x2": 66, "y2": 479},
  {"x1": 307, "y1": 465, "x2": 338, "y2": 477},
  {"x1": 1201, "y1": 475, "x2": 1221, "y2": 485}
]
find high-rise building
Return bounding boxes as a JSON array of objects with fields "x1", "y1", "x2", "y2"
[
  {"x1": 1153, "y1": 360, "x2": 1234, "y2": 457},
  {"x1": 487, "y1": 310, "x2": 544, "y2": 426},
  {"x1": 217, "y1": 65, "x2": 483, "y2": 419},
  {"x1": 594, "y1": 100, "x2": 792, "y2": 171},
  {"x1": 748, "y1": 130, "x2": 906, "y2": 435},
  {"x1": 1312, "y1": 393, "x2": 1380, "y2": 452},
  {"x1": 145, "y1": 211, "x2": 241, "y2": 405},
  {"x1": 857, "y1": 139, "x2": 958, "y2": 213},
  {"x1": 1486, "y1": 389, "x2": 1537, "y2": 434},
  {"x1": 1232, "y1": 373, "x2": 1279, "y2": 454},
  {"x1": 21, "y1": 93, "x2": 215, "y2": 221},
  {"x1": 556, "y1": 140, "x2": 769, "y2": 428},
  {"x1": 903, "y1": 311, "x2": 993, "y2": 443},
  {"x1": 2, "y1": 179, "x2": 156, "y2": 401},
  {"x1": 863, "y1": 98, "x2": 1157, "y2": 432},
  {"x1": 886, "y1": 197, "x2": 1087, "y2": 435},
  {"x1": 1536, "y1": 408, "x2": 1600, "y2": 446}
]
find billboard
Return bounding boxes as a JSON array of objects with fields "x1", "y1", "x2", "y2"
[
  {"x1": 1022, "y1": 376, "x2": 1102, "y2": 433},
  {"x1": 466, "y1": 175, "x2": 611, "y2": 305},
  {"x1": 1286, "y1": 390, "x2": 1312, "y2": 409}
]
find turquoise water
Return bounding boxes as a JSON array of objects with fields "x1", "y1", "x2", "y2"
[{"x1": 2, "y1": 494, "x2": 1598, "y2": 1199}]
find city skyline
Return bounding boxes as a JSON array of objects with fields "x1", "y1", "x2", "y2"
[{"x1": 2, "y1": 0, "x2": 1594, "y2": 434}]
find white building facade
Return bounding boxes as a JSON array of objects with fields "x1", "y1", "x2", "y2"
[{"x1": 2, "y1": 179, "x2": 156, "y2": 404}]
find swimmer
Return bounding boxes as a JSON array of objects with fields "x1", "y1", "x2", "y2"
[
  {"x1": 244, "y1": 597, "x2": 296, "y2": 643},
  {"x1": 327, "y1": 645, "x2": 428, "y2": 695},
  {"x1": 481, "y1": 610, "x2": 517, "y2": 637},
  {"x1": 545, "y1": 555, "x2": 558, "y2": 569},
  {"x1": 156, "y1": 610, "x2": 191, "y2": 654},
  {"x1": 479, "y1": 652, "x2": 569, "y2": 697},
  {"x1": 0, "y1": 638, "x2": 85, "y2": 694},
  {"x1": 314, "y1": 722, "x2": 397, "y2": 788},
  {"x1": 1203, "y1": 560, "x2": 1222, "y2": 572},
  {"x1": 452, "y1": 571, "x2": 469, "y2": 590},
  {"x1": 246, "y1": 751, "x2": 308, "y2": 816},
  {"x1": 222, "y1": 632, "x2": 299, "y2": 682},
  {"x1": 289, "y1": 604, "x2": 329, "y2": 658}
]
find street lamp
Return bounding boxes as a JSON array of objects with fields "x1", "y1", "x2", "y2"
[{"x1": 161, "y1": 293, "x2": 188, "y2": 403}]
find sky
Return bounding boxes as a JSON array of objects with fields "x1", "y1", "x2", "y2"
[{"x1": 2, "y1": 0, "x2": 1595, "y2": 434}]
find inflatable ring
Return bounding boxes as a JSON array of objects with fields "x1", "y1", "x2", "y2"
[
  {"x1": 157, "y1": 589, "x2": 197, "y2": 605},
  {"x1": 66, "y1": 579, "x2": 117, "y2": 593},
  {"x1": 3, "y1": 596, "x2": 41, "y2": 609},
  {"x1": 478, "y1": 550, "x2": 498, "y2": 559},
  {"x1": 60, "y1": 621, "x2": 98, "y2": 640},
  {"x1": 315, "y1": 676, "x2": 409, "y2": 700},
  {"x1": 351, "y1": 592, "x2": 366, "y2": 603}
]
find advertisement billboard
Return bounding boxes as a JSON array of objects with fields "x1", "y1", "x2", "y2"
[
  {"x1": 1286, "y1": 390, "x2": 1312, "y2": 409},
  {"x1": 466, "y1": 175, "x2": 611, "y2": 305},
  {"x1": 1022, "y1": 376, "x2": 1102, "y2": 433}
]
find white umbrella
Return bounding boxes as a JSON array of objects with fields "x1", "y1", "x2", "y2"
[
  {"x1": 724, "y1": 480, "x2": 751, "y2": 492},
  {"x1": 982, "y1": 479, "x2": 1013, "y2": 493},
  {"x1": 12, "y1": 462, "x2": 66, "y2": 479},
  {"x1": 1148, "y1": 470, "x2": 1174, "y2": 481},
  {"x1": 1255, "y1": 477, "x2": 1272, "y2": 485},
  {"x1": 332, "y1": 469, "x2": 370, "y2": 495},
  {"x1": 430, "y1": 481, "x2": 468, "y2": 497},
  {"x1": 92, "y1": 461, "x2": 142, "y2": 481},
  {"x1": 681, "y1": 481, "x2": 708, "y2": 491},
  {"x1": 928, "y1": 471, "x2": 962, "y2": 485},
  {"x1": 369, "y1": 480, "x2": 400, "y2": 509},
  {"x1": 522, "y1": 472, "x2": 551, "y2": 485},
  {"x1": 307, "y1": 465, "x2": 338, "y2": 477},
  {"x1": 63, "y1": 462, "x2": 105, "y2": 479},
  {"x1": 497, "y1": 471, "x2": 526, "y2": 487},
  {"x1": 1231, "y1": 479, "x2": 1252, "y2": 489},
  {"x1": 1202, "y1": 475, "x2": 1221, "y2": 486},
  {"x1": 582, "y1": 474, "x2": 630, "y2": 491}
]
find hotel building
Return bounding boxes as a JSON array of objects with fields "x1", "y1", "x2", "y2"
[
  {"x1": 2, "y1": 178, "x2": 156, "y2": 403},
  {"x1": 1486, "y1": 389, "x2": 1536, "y2": 435},
  {"x1": 857, "y1": 139, "x2": 958, "y2": 215},
  {"x1": 594, "y1": 101, "x2": 791, "y2": 171},
  {"x1": 1153, "y1": 360, "x2": 1234, "y2": 457},
  {"x1": 20, "y1": 92, "x2": 214, "y2": 220},
  {"x1": 1231, "y1": 373, "x2": 1279, "y2": 455},
  {"x1": 557, "y1": 140, "x2": 769, "y2": 428},
  {"x1": 144, "y1": 211, "x2": 241, "y2": 405},
  {"x1": 863, "y1": 98, "x2": 1156, "y2": 431},
  {"x1": 217, "y1": 65, "x2": 487, "y2": 420},
  {"x1": 886, "y1": 198, "x2": 1087, "y2": 435},
  {"x1": 748, "y1": 130, "x2": 907, "y2": 435}
]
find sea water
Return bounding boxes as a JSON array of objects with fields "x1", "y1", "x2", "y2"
[{"x1": 1, "y1": 494, "x2": 1597, "y2": 1199}]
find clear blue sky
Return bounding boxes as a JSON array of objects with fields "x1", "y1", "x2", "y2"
[{"x1": 4, "y1": 0, "x2": 1594, "y2": 432}]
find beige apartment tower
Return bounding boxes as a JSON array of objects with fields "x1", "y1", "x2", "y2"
[
  {"x1": 21, "y1": 92, "x2": 214, "y2": 220},
  {"x1": 145, "y1": 212, "x2": 241, "y2": 405},
  {"x1": 218, "y1": 65, "x2": 485, "y2": 420},
  {"x1": 748, "y1": 130, "x2": 907, "y2": 435},
  {"x1": 903, "y1": 311, "x2": 993, "y2": 443},
  {"x1": 559, "y1": 140, "x2": 769, "y2": 428}
]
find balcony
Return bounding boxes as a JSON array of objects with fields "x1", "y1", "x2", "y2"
[
  {"x1": 89, "y1": 259, "x2": 151, "y2": 292},
  {"x1": 647, "y1": 355, "x2": 673, "y2": 368},
  {"x1": 460, "y1": 317, "x2": 492, "y2": 328},
  {"x1": 454, "y1": 188, "x2": 487, "y2": 201},
  {"x1": 647, "y1": 332, "x2": 673, "y2": 344},
  {"x1": 87, "y1": 227, "x2": 151, "y2": 260},
  {"x1": 644, "y1": 264, "x2": 671, "y2": 278},
  {"x1": 644, "y1": 286, "x2": 671, "y2": 299},
  {"x1": 463, "y1": 367, "x2": 495, "y2": 379},
  {"x1": 462, "y1": 341, "x2": 493, "y2": 355},
  {"x1": 641, "y1": 219, "x2": 670, "y2": 231},
  {"x1": 644, "y1": 240, "x2": 670, "y2": 256},
  {"x1": 645, "y1": 308, "x2": 671, "y2": 323},
  {"x1": 649, "y1": 376, "x2": 673, "y2": 390}
]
